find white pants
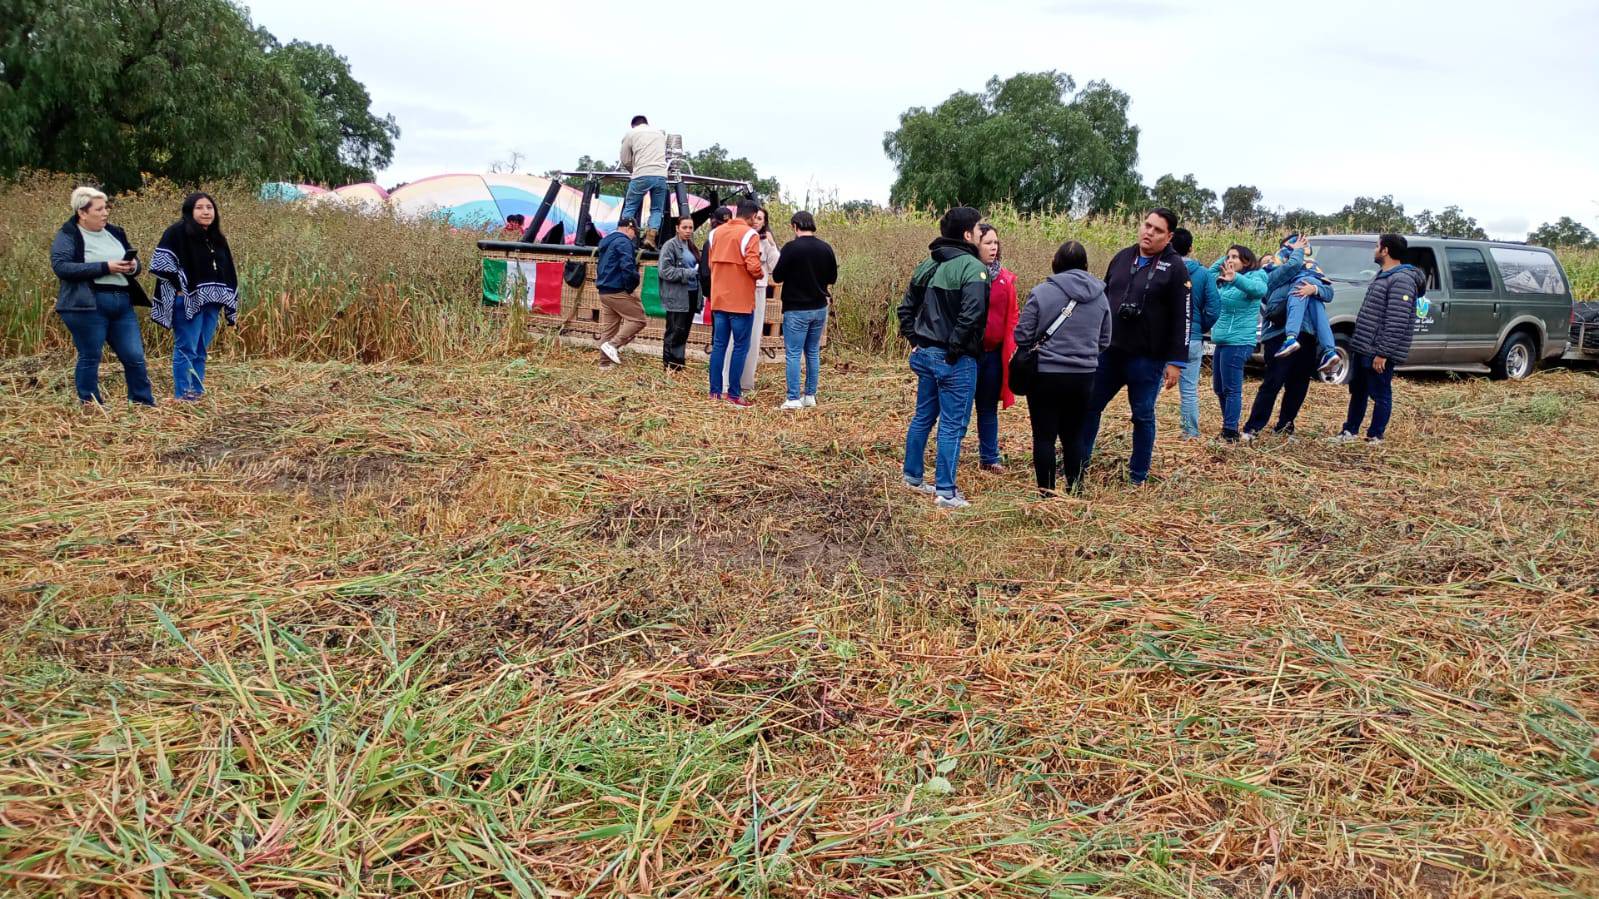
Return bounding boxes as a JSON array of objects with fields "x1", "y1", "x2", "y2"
[{"x1": 718, "y1": 285, "x2": 765, "y2": 393}]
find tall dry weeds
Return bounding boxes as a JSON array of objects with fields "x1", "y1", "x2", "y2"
[{"x1": 3, "y1": 172, "x2": 1596, "y2": 361}]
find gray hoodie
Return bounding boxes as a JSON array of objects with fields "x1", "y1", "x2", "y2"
[{"x1": 1013, "y1": 270, "x2": 1112, "y2": 374}]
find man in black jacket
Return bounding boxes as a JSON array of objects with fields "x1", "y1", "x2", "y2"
[
  {"x1": 1079, "y1": 208, "x2": 1191, "y2": 485},
  {"x1": 897, "y1": 206, "x2": 990, "y2": 509}
]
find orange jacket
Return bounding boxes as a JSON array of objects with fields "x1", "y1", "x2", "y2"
[{"x1": 707, "y1": 218, "x2": 764, "y2": 314}]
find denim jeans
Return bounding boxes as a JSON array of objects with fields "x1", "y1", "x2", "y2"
[
  {"x1": 1211, "y1": 344, "x2": 1251, "y2": 436},
  {"x1": 1284, "y1": 294, "x2": 1336, "y2": 356},
  {"x1": 902, "y1": 347, "x2": 978, "y2": 497},
  {"x1": 782, "y1": 307, "x2": 827, "y2": 400},
  {"x1": 172, "y1": 304, "x2": 220, "y2": 399},
  {"x1": 57, "y1": 287, "x2": 154, "y2": 405},
  {"x1": 709, "y1": 310, "x2": 753, "y2": 398},
  {"x1": 1178, "y1": 337, "x2": 1204, "y2": 437},
  {"x1": 1342, "y1": 354, "x2": 1396, "y2": 439},
  {"x1": 973, "y1": 347, "x2": 1004, "y2": 465},
  {"x1": 621, "y1": 175, "x2": 668, "y2": 232},
  {"x1": 1244, "y1": 332, "x2": 1320, "y2": 435},
  {"x1": 1080, "y1": 347, "x2": 1166, "y2": 484}
]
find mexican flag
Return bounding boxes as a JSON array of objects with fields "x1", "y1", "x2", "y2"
[
  {"x1": 640, "y1": 266, "x2": 664, "y2": 317},
  {"x1": 482, "y1": 258, "x2": 563, "y2": 314}
]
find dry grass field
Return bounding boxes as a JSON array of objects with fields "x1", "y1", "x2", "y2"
[{"x1": 2, "y1": 336, "x2": 1596, "y2": 897}]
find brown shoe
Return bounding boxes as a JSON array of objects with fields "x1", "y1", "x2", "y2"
[{"x1": 980, "y1": 462, "x2": 1005, "y2": 474}]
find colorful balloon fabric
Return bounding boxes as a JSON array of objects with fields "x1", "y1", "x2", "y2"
[{"x1": 269, "y1": 174, "x2": 704, "y2": 243}]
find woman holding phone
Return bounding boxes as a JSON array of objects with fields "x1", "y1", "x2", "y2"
[
  {"x1": 150, "y1": 192, "x2": 239, "y2": 400},
  {"x1": 50, "y1": 186, "x2": 154, "y2": 405}
]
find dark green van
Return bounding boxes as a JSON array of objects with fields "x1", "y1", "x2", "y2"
[{"x1": 1306, "y1": 235, "x2": 1574, "y2": 382}]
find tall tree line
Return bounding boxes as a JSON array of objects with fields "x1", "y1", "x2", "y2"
[{"x1": 0, "y1": 0, "x2": 398, "y2": 192}]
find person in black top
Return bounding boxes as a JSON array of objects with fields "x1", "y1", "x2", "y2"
[
  {"x1": 1078, "y1": 208, "x2": 1192, "y2": 485},
  {"x1": 771, "y1": 210, "x2": 838, "y2": 408}
]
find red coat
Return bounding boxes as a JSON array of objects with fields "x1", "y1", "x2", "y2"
[{"x1": 982, "y1": 267, "x2": 1020, "y2": 409}]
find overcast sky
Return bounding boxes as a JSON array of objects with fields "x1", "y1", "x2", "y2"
[{"x1": 246, "y1": 0, "x2": 1599, "y2": 240}]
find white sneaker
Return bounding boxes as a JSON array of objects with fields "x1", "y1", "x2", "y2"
[
  {"x1": 1365, "y1": 436, "x2": 1384, "y2": 446},
  {"x1": 600, "y1": 342, "x2": 621, "y2": 365},
  {"x1": 780, "y1": 399, "x2": 804, "y2": 410},
  {"x1": 935, "y1": 492, "x2": 971, "y2": 510},
  {"x1": 801, "y1": 395, "x2": 817, "y2": 407},
  {"x1": 1240, "y1": 431, "x2": 1256, "y2": 443},
  {"x1": 1328, "y1": 431, "x2": 1358, "y2": 444},
  {"x1": 903, "y1": 477, "x2": 935, "y2": 495}
]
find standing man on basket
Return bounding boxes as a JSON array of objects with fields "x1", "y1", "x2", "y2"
[
  {"x1": 1334, "y1": 234, "x2": 1425, "y2": 445},
  {"x1": 1079, "y1": 208, "x2": 1191, "y2": 486},
  {"x1": 898, "y1": 206, "x2": 991, "y2": 510},
  {"x1": 619, "y1": 115, "x2": 668, "y2": 249}
]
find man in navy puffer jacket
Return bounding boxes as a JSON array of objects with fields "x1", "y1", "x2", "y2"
[{"x1": 1335, "y1": 234, "x2": 1426, "y2": 444}]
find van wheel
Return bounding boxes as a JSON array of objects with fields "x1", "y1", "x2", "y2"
[
  {"x1": 1319, "y1": 335, "x2": 1352, "y2": 386},
  {"x1": 1490, "y1": 332, "x2": 1535, "y2": 380}
]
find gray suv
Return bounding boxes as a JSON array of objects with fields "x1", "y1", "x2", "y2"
[{"x1": 1306, "y1": 235, "x2": 1574, "y2": 382}]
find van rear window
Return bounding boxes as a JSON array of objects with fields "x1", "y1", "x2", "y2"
[{"x1": 1489, "y1": 247, "x2": 1567, "y2": 295}]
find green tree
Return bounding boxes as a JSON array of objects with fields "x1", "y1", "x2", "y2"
[
  {"x1": 685, "y1": 144, "x2": 780, "y2": 198},
  {"x1": 1527, "y1": 216, "x2": 1598, "y2": 249},
  {"x1": 272, "y1": 40, "x2": 398, "y2": 186},
  {"x1": 1328, "y1": 195, "x2": 1414, "y2": 233},
  {"x1": 1220, "y1": 185, "x2": 1263, "y2": 226},
  {"x1": 1281, "y1": 208, "x2": 1331, "y2": 234},
  {"x1": 1413, "y1": 206, "x2": 1487, "y2": 239},
  {"x1": 0, "y1": 0, "x2": 394, "y2": 192},
  {"x1": 883, "y1": 71, "x2": 1142, "y2": 215},
  {"x1": 1149, "y1": 173, "x2": 1217, "y2": 225},
  {"x1": 546, "y1": 156, "x2": 618, "y2": 190}
]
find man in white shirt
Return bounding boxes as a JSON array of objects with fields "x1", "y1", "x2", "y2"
[{"x1": 618, "y1": 115, "x2": 668, "y2": 249}]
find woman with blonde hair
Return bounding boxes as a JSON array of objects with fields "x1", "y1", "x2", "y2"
[{"x1": 49, "y1": 186, "x2": 154, "y2": 405}]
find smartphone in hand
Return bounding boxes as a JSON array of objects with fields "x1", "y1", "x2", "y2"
[{"x1": 123, "y1": 249, "x2": 138, "y2": 261}]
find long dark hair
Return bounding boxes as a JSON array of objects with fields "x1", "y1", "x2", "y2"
[
  {"x1": 674, "y1": 216, "x2": 699, "y2": 262},
  {"x1": 1227, "y1": 244, "x2": 1258, "y2": 271},
  {"x1": 182, "y1": 192, "x2": 228, "y2": 248}
]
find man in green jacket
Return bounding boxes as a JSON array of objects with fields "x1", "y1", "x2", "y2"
[{"x1": 897, "y1": 206, "x2": 991, "y2": 510}]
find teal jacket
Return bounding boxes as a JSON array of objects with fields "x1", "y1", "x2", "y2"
[{"x1": 1207, "y1": 258, "x2": 1267, "y2": 346}]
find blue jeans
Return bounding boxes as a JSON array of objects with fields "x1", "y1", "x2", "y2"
[
  {"x1": 1211, "y1": 344, "x2": 1251, "y2": 436},
  {"x1": 973, "y1": 348, "x2": 1004, "y2": 465},
  {"x1": 709, "y1": 311, "x2": 753, "y2": 398},
  {"x1": 58, "y1": 288, "x2": 154, "y2": 405},
  {"x1": 1285, "y1": 294, "x2": 1336, "y2": 357},
  {"x1": 902, "y1": 347, "x2": 978, "y2": 497},
  {"x1": 1179, "y1": 336, "x2": 1204, "y2": 437},
  {"x1": 621, "y1": 175, "x2": 668, "y2": 232},
  {"x1": 172, "y1": 304, "x2": 221, "y2": 399},
  {"x1": 782, "y1": 307, "x2": 827, "y2": 400},
  {"x1": 1080, "y1": 347, "x2": 1166, "y2": 484},
  {"x1": 1342, "y1": 354, "x2": 1396, "y2": 439}
]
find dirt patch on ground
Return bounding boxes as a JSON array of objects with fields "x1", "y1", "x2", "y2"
[
  {"x1": 158, "y1": 415, "x2": 413, "y2": 501},
  {"x1": 590, "y1": 469, "x2": 916, "y2": 580},
  {"x1": 258, "y1": 451, "x2": 411, "y2": 500}
]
